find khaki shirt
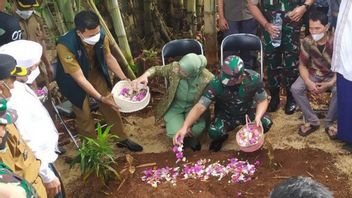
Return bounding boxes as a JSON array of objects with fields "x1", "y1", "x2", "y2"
[
  {"x1": 16, "y1": 13, "x2": 43, "y2": 43},
  {"x1": 0, "y1": 124, "x2": 47, "y2": 198},
  {"x1": 56, "y1": 36, "x2": 111, "y2": 75}
]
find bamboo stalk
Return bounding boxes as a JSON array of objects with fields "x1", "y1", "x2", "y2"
[
  {"x1": 196, "y1": 0, "x2": 204, "y2": 29},
  {"x1": 170, "y1": 0, "x2": 184, "y2": 32},
  {"x1": 143, "y1": 0, "x2": 153, "y2": 37},
  {"x1": 186, "y1": 0, "x2": 197, "y2": 36},
  {"x1": 105, "y1": 0, "x2": 135, "y2": 67},
  {"x1": 45, "y1": 0, "x2": 67, "y2": 35},
  {"x1": 151, "y1": 1, "x2": 171, "y2": 42},
  {"x1": 203, "y1": 0, "x2": 217, "y2": 67},
  {"x1": 56, "y1": 0, "x2": 75, "y2": 29},
  {"x1": 88, "y1": 0, "x2": 136, "y2": 79}
]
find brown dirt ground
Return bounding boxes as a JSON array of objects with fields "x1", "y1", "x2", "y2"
[{"x1": 56, "y1": 95, "x2": 352, "y2": 198}]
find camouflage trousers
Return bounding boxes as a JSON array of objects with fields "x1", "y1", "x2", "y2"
[
  {"x1": 208, "y1": 110, "x2": 272, "y2": 140},
  {"x1": 0, "y1": 162, "x2": 39, "y2": 198},
  {"x1": 263, "y1": 22, "x2": 300, "y2": 90}
]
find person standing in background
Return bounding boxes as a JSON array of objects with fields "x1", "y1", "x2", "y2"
[
  {"x1": 218, "y1": 0, "x2": 258, "y2": 69},
  {"x1": 331, "y1": 0, "x2": 352, "y2": 152},
  {"x1": 248, "y1": 0, "x2": 315, "y2": 115},
  {"x1": 12, "y1": 0, "x2": 53, "y2": 83}
]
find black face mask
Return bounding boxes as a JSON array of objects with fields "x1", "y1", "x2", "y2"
[{"x1": 0, "y1": 130, "x2": 9, "y2": 150}]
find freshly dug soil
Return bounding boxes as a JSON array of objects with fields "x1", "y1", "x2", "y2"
[{"x1": 69, "y1": 148, "x2": 351, "y2": 198}]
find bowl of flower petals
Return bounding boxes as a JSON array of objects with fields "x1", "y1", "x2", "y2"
[
  {"x1": 111, "y1": 80, "x2": 150, "y2": 113},
  {"x1": 236, "y1": 115, "x2": 264, "y2": 152}
]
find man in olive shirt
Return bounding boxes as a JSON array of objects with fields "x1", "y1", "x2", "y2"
[
  {"x1": 56, "y1": 10, "x2": 143, "y2": 152},
  {"x1": 218, "y1": 0, "x2": 258, "y2": 68},
  {"x1": 13, "y1": 0, "x2": 53, "y2": 82}
]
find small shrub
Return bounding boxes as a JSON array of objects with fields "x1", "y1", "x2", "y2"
[{"x1": 72, "y1": 124, "x2": 121, "y2": 185}]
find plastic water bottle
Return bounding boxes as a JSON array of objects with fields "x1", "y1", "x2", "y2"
[{"x1": 271, "y1": 13, "x2": 282, "y2": 48}]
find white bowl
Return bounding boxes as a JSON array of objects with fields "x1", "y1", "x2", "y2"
[{"x1": 111, "y1": 80, "x2": 150, "y2": 113}]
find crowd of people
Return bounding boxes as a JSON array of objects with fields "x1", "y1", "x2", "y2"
[{"x1": 0, "y1": 0, "x2": 351, "y2": 197}]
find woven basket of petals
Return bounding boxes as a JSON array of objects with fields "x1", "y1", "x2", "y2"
[{"x1": 236, "y1": 115, "x2": 264, "y2": 152}]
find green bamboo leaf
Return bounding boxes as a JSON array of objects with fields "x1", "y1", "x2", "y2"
[{"x1": 83, "y1": 169, "x2": 94, "y2": 181}]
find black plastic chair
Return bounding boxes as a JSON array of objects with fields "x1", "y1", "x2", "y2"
[
  {"x1": 161, "y1": 39, "x2": 204, "y2": 87},
  {"x1": 161, "y1": 39, "x2": 204, "y2": 66},
  {"x1": 220, "y1": 33, "x2": 264, "y2": 79}
]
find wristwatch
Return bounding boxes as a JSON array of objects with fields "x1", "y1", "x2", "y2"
[{"x1": 302, "y1": 3, "x2": 311, "y2": 10}]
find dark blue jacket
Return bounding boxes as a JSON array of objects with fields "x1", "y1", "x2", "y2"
[{"x1": 55, "y1": 30, "x2": 111, "y2": 109}]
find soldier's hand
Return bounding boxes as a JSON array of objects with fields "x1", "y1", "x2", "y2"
[
  {"x1": 289, "y1": 5, "x2": 306, "y2": 22},
  {"x1": 264, "y1": 23, "x2": 280, "y2": 38},
  {"x1": 101, "y1": 93, "x2": 120, "y2": 112},
  {"x1": 255, "y1": 117, "x2": 262, "y2": 128},
  {"x1": 219, "y1": 17, "x2": 229, "y2": 31},
  {"x1": 44, "y1": 177, "x2": 61, "y2": 198},
  {"x1": 173, "y1": 127, "x2": 188, "y2": 145}
]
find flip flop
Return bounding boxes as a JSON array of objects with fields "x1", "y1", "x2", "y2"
[
  {"x1": 342, "y1": 143, "x2": 352, "y2": 153},
  {"x1": 298, "y1": 123, "x2": 319, "y2": 137},
  {"x1": 325, "y1": 126, "x2": 337, "y2": 140}
]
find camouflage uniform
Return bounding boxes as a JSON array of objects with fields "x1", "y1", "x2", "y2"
[
  {"x1": 200, "y1": 69, "x2": 272, "y2": 140},
  {"x1": 261, "y1": 0, "x2": 301, "y2": 97},
  {"x1": 0, "y1": 162, "x2": 39, "y2": 198}
]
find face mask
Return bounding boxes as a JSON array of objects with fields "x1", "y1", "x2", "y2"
[
  {"x1": 16, "y1": 9, "x2": 34, "y2": 20},
  {"x1": 312, "y1": 32, "x2": 325, "y2": 41},
  {"x1": 82, "y1": 33, "x2": 100, "y2": 45},
  {"x1": 0, "y1": 131, "x2": 8, "y2": 151}
]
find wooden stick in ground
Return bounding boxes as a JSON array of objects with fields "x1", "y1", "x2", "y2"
[
  {"x1": 272, "y1": 176, "x2": 291, "y2": 179},
  {"x1": 117, "y1": 178, "x2": 126, "y2": 192}
]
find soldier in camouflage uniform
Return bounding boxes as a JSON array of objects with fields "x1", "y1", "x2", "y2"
[
  {"x1": 248, "y1": 0, "x2": 315, "y2": 115},
  {"x1": 173, "y1": 55, "x2": 272, "y2": 152},
  {"x1": 0, "y1": 162, "x2": 39, "y2": 198}
]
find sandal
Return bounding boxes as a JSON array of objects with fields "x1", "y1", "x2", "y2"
[
  {"x1": 342, "y1": 143, "x2": 352, "y2": 153},
  {"x1": 298, "y1": 123, "x2": 320, "y2": 137},
  {"x1": 325, "y1": 126, "x2": 337, "y2": 140}
]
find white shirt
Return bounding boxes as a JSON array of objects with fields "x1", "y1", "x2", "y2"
[
  {"x1": 7, "y1": 81, "x2": 59, "y2": 183},
  {"x1": 331, "y1": 0, "x2": 352, "y2": 81}
]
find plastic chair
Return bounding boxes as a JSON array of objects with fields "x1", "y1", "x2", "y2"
[
  {"x1": 161, "y1": 39, "x2": 204, "y2": 88},
  {"x1": 161, "y1": 39, "x2": 204, "y2": 66},
  {"x1": 220, "y1": 33, "x2": 264, "y2": 79}
]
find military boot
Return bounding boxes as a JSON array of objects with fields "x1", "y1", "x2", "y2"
[
  {"x1": 285, "y1": 90, "x2": 296, "y2": 115},
  {"x1": 268, "y1": 88, "x2": 280, "y2": 112}
]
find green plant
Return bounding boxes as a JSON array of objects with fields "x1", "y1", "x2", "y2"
[
  {"x1": 142, "y1": 49, "x2": 158, "y2": 62},
  {"x1": 73, "y1": 124, "x2": 121, "y2": 185}
]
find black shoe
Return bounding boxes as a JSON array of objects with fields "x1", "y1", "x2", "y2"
[
  {"x1": 284, "y1": 92, "x2": 296, "y2": 115},
  {"x1": 116, "y1": 139, "x2": 143, "y2": 152},
  {"x1": 55, "y1": 146, "x2": 66, "y2": 155},
  {"x1": 209, "y1": 134, "x2": 228, "y2": 152},
  {"x1": 268, "y1": 88, "x2": 280, "y2": 112}
]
